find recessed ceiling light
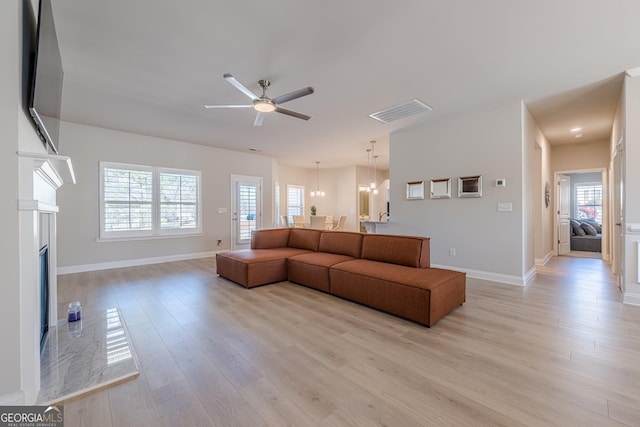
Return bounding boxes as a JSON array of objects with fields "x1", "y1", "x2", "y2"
[{"x1": 570, "y1": 127, "x2": 582, "y2": 133}]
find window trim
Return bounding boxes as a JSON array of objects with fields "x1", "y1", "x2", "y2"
[{"x1": 99, "y1": 162, "x2": 202, "y2": 240}]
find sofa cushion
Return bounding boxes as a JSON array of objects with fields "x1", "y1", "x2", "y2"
[
  {"x1": 318, "y1": 231, "x2": 363, "y2": 258},
  {"x1": 330, "y1": 259, "x2": 465, "y2": 326},
  {"x1": 251, "y1": 228, "x2": 290, "y2": 249},
  {"x1": 216, "y1": 248, "x2": 312, "y2": 288},
  {"x1": 219, "y1": 248, "x2": 310, "y2": 264},
  {"x1": 581, "y1": 222, "x2": 598, "y2": 236},
  {"x1": 288, "y1": 228, "x2": 322, "y2": 251},
  {"x1": 570, "y1": 219, "x2": 585, "y2": 236},
  {"x1": 582, "y1": 219, "x2": 602, "y2": 233},
  {"x1": 287, "y1": 252, "x2": 355, "y2": 292},
  {"x1": 361, "y1": 234, "x2": 430, "y2": 268}
]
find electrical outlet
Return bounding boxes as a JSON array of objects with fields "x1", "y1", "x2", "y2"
[
  {"x1": 217, "y1": 239, "x2": 222, "y2": 246},
  {"x1": 449, "y1": 248, "x2": 456, "y2": 256}
]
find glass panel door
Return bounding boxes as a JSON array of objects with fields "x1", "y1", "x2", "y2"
[{"x1": 231, "y1": 175, "x2": 262, "y2": 248}]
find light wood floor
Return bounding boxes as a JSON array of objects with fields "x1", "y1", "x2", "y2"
[{"x1": 56, "y1": 256, "x2": 640, "y2": 426}]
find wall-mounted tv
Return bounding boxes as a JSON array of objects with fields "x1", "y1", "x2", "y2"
[{"x1": 29, "y1": 0, "x2": 63, "y2": 154}]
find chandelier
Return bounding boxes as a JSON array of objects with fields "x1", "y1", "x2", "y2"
[
  {"x1": 364, "y1": 140, "x2": 379, "y2": 195},
  {"x1": 310, "y1": 161, "x2": 325, "y2": 197}
]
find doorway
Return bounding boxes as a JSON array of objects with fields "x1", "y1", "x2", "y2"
[
  {"x1": 231, "y1": 175, "x2": 262, "y2": 249},
  {"x1": 554, "y1": 169, "x2": 606, "y2": 260}
]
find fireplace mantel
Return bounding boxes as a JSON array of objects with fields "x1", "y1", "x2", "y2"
[{"x1": 18, "y1": 151, "x2": 76, "y2": 191}]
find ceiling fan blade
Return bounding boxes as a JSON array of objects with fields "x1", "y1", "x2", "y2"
[
  {"x1": 204, "y1": 104, "x2": 252, "y2": 109},
  {"x1": 272, "y1": 87, "x2": 314, "y2": 105},
  {"x1": 275, "y1": 107, "x2": 311, "y2": 121},
  {"x1": 253, "y1": 112, "x2": 266, "y2": 126},
  {"x1": 223, "y1": 73, "x2": 258, "y2": 101}
]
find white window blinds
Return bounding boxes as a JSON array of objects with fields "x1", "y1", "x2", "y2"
[
  {"x1": 160, "y1": 171, "x2": 200, "y2": 230},
  {"x1": 287, "y1": 185, "x2": 305, "y2": 218},
  {"x1": 102, "y1": 166, "x2": 153, "y2": 235}
]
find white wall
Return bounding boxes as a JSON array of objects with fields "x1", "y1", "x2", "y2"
[
  {"x1": 388, "y1": 99, "x2": 526, "y2": 284},
  {"x1": 623, "y1": 73, "x2": 640, "y2": 304},
  {"x1": 56, "y1": 121, "x2": 274, "y2": 270},
  {"x1": 523, "y1": 106, "x2": 553, "y2": 264},
  {"x1": 1, "y1": 0, "x2": 52, "y2": 403},
  {"x1": 0, "y1": 0, "x2": 23, "y2": 401},
  {"x1": 551, "y1": 139, "x2": 610, "y2": 172}
]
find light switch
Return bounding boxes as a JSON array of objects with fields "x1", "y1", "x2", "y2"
[{"x1": 497, "y1": 202, "x2": 512, "y2": 212}]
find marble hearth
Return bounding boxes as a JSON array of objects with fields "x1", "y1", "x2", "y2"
[{"x1": 37, "y1": 308, "x2": 139, "y2": 405}]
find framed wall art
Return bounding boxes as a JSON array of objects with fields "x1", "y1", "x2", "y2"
[
  {"x1": 406, "y1": 181, "x2": 425, "y2": 200},
  {"x1": 458, "y1": 175, "x2": 482, "y2": 198},
  {"x1": 430, "y1": 178, "x2": 451, "y2": 199}
]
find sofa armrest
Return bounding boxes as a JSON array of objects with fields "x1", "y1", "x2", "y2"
[{"x1": 251, "y1": 228, "x2": 291, "y2": 249}]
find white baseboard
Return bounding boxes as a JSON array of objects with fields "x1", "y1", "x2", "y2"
[
  {"x1": 58, "y1": 251, "x2": 222, "y2": 275},
  {"x1": 524, "y1": 266, "x2": 537, "y2": 285},
  {"x1": 623, "y1": 292, "x2": 640, "y2": 306},
  {"x1": 535, "y1": 251, "x2": 554, "y2": 266},
  {"x1": 0, "y1": 391, "x2": 25, "y2": 405},
  {"x1": 431, "y1": 264, "x2": 527, "y2": 286}
]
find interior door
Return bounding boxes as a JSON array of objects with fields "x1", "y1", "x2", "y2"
[
  {"x1": 231, "y1": 175, "x2": 262, "y2": 249},
  {"x1": 557, "y1": 174, "x2": 571, "y2": 255}
]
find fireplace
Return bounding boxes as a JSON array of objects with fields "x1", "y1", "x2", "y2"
[
  {"x1": 39, "y1": 245, "x2": 49, "y2": 351},
  {"x1": 16, "y1": 151, "x2": 75, "y2": 404}
]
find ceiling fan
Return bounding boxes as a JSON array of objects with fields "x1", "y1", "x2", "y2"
[{"x1": 204, "y1": 73, "x2": 315, "y2": 126}]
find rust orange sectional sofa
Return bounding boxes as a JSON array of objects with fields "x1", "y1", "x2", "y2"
[{"x1": 215, "y1": 228, "x2": 465, "y2": 326}]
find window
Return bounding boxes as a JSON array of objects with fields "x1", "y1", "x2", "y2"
[
  {"x1": 100, "y1": 162, "x2": 202, "y2": 239},
  {"x1": 101, "y1": 164, "x2": 153, "y2": 236},
  {"x1": 159, "y1": 169, "x2": 200, "y2": 232},
  {"x1": 238, "y1": 183, "x2": 258, "y2": 241},
  {"x1": 575, "y1": 183, "x2": 602, "y2": 223},
  {"x1": 286, "y1": 185, "x2": 305, "y2": 221}
]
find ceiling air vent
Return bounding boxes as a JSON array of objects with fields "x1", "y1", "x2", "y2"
[{"x1": 369, "y1": 99, "x2": 432, "y2": 123}]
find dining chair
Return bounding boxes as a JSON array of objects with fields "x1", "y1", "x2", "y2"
[
  {"x1": 292, "y1": 215, "x2": 305, "y2": 228},
  {"x1": 330, "y1": 215, "x2": 347, "y2": 231},
  {"x1": 324, "y1": 215, "x2": 334, "y2": 230},
  {"x1": 310, "y1": 215, "x2": 327, "y2": 229},
  {"x1": 280, "y1": 215, "x2": 290, "y2": 228}
]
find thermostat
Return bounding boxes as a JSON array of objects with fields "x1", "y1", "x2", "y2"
[{"x1": 496, "y1": 179, "x2": 506, "y2": 187}]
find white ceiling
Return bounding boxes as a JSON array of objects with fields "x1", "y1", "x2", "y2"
[{"x1": 51, "y1": 0, "x2": 640, "y2": 169}]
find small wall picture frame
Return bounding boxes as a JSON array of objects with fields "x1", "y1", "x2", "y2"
[
  {"x1": 458, "y1": 175, "x2": 482, "y2": 198},
  {"x1": 406, "y1": 181, "x2": 425, "y2": 200},
  {"x1": 430, "y1": 178, "x2": 451, "y2": 199}
]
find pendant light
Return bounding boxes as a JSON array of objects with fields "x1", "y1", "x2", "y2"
[
  {"x1": 365, "y1": 148, "x2": 372, "y2": 192},
  {"x1": 372, "y1": 155, "x2": 379, "y2": 195},
  {"x1": 369, "y1": 140, "x2": 377, "y2": 190},
  {"x1": 311, "y1": 161, "x2": 325, "y2": 197}
]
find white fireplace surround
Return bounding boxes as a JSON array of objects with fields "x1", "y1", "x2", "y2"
[{"x1": 17, "y1": 151, "x2": 75, "y2": 404}]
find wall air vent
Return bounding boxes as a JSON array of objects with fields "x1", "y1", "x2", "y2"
[{"x1": 369, "y1": 99, "x2": 432, "y2": 123}]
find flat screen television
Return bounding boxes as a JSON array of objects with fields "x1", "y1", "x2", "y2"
[{"x1": 29, "y1": 0, "x2": 63, "y2": 154}]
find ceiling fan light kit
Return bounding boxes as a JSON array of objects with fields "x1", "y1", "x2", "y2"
[{"x1": 205, "y1": 73, "x2": 314, "y2": 126}]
